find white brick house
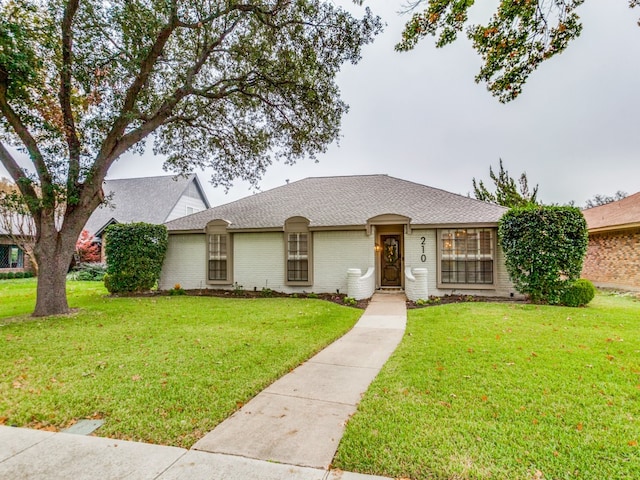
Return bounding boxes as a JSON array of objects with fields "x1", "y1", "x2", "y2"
[{"x1": 160, "y1": 175, "x2": 516, "y2": 300}]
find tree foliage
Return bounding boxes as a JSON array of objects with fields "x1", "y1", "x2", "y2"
[
  {"x1": 472, "y1": 159, "x2": 538, "y2": 208},
  {"x1": 498, "y1": 206, "x2": 588, "y2": 304},
  {"x1": 0, "y1": 0, "x2": 380, "y2": 315},
  {"x1": 584, "y1": 190, "x2": 627, "y2": 209},
  {"x1": 397, "y1": 0, "x2": 639, "y2": 102},
  {"x1": 75, "y1": 229, "x2": 101, "y2": 263},
  {"x1": 104, "y1": 223, "x2": 168, "y2": 293}
]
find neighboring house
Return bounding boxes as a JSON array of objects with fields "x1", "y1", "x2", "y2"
[
  {"x1": 85, "y1": 174, "x2": 210, "y2": 251},
  {"x1": 582, "y1": 191, "x2": 640, "y2": 291},
  {"x1": 160, "y1": 175, "x2": 516, "y2": 300},
  {"x1": 0, "y1": 220, "x2": 33, "y2": 273}
]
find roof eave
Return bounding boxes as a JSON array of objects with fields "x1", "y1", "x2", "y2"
[{"x1": 588, "y1": 222, "x2": 640, "y2": 234}]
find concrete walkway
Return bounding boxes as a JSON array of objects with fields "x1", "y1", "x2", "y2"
[{"x1": 0, "y1": 293, "x2": 406, "y2": 479}]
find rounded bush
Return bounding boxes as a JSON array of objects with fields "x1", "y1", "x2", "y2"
[
  {"x1": 6, "y1": 272, "x2": 15, "y2": 279},
  {"x1": 560, "y1": 279, "x2": 596, "y2": 307},
  {"x1": 104, "y1": 223, "x2": 168, "y2": 293}
]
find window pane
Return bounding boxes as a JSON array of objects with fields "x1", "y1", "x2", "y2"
[
  {"x1": 440, "y1": 229, "x2": 494, "y2": 284},
  {"x1": 208, "y1": 234, "x2": 228, "y2": 281},
  {"x1": 287, "y1": 232, "x2": 309, "y2": 282},
  {"x1": 209, "y1": 259, "x2": 227, "y2": 281}
]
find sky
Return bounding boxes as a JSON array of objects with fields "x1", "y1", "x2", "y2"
[{"x1": 3, "y1": 1, "x2": 640, "y2": 208}]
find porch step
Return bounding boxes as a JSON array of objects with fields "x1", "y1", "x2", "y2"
[{"x1": 377, "y1": 287, "x2": 404, "y2": 294}]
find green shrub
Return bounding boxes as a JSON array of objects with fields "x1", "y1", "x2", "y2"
[
  {"x1": 499, "y1": 206, "x2": 588, "y2": 304},
  {"x1": 71, "y1": 262, "x2": 107, "y2": 281},
  {"x1": 104, "y1": 223, "x2": 168, "y2": 293},
  {"x1": 343, "y1": 297, "x2": 357, "y2": 306},
  {"x1": 6, "y1": 272, "x2": 15, "y2": 279},
  {"x1": 307, "y1": 292, "x2": 319, "y2": 299},
  {"x1": 0, "y1": 273, "x2": 6, "y2": 280},
  {"x1": 560, "y1": 279, "x2": 596, "y2": 307},
  {"x1": 169, "y1": 284, "x2": 186, "y2": 296},
  {"x1": 261, "y1": 287, "x2": 274, "y2": 298}
]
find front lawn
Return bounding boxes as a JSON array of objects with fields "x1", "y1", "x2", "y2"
[
  {"x1": 0, "y1": 279, "x2": 361, "y2": 448},
  {"x1": 334, "y1": 294, "x2": 640, "y2": 480}
]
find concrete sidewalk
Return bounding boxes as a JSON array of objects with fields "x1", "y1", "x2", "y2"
[{"x1": 0, "y1": 293, "x2": 406, "y2": 479}]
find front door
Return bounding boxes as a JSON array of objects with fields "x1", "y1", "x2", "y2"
[{"x1": 380, "y1": 234, "x2": 401, "y2": 286}]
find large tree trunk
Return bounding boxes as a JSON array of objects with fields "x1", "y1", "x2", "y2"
[
  {"x1": 31, "y1": 210, "x2": 87, "y2": 317},
  {"x1": 33, "y1": 248, "x2": 72, "y2": 316}
]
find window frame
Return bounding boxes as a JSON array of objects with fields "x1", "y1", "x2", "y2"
[
  {"x1": 206, "y1": 220, "x2": 233, "y2": 285},
  {"x1": 437, "y1": 228, "x2": 496, "y2": 289},
  {"x1": 284, "y1": 217, "x2": 313, "y2": 286}
]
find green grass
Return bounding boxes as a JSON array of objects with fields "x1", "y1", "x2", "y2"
[
  {"x1": 334, "y1": 294, "x2": 640, "y2": 480},
  {"x1": 0, "y1": 279, "x2": 361, "y2": 447}
]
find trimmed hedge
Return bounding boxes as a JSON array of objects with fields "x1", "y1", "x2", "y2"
[
  {"x1": 499, "y1": 206, "x2": 588, "y2": 304},
  {"x1": 104, "y1": 223, "x2": 168, "y2": 293},
  {"x1": 0, "y1": 271, "x2": 35, "y2": 280},
  {"x1": 560, "y1": 279, "x2": 596, "y2": 307}
]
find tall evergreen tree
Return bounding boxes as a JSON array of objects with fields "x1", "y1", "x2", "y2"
[{"x1": 472, "y1": 159, "x2": 539, "y2": 208}]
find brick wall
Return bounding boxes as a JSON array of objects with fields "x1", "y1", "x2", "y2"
[{"x1": 582, "y1": 228, "x2": 640, "y2": 291}]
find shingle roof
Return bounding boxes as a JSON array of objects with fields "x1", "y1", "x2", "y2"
[
  {"x1": 165, "y1": 174, "x2": 507, "y2": 232},
  {"x1": 582, "y1": 191, "x2": 640, "y2": 231},
  {"x1": 85, "y1": 174, "x2": 209, "y2": 235}
]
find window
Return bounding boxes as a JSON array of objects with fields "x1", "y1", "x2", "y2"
[
  {"x1": 186, "y1": 206, "x2": 200, "y2": 215},
  {"x1": 0, "y1": 245, "x2": 24, "y2": 269},
  {"x1": 439, "y1": 229, "x2": 494, "y2": 285},
  {"x1": 208, "y1": 234, "x2": 228, "y2": 281},
  {"x1": 206, "y1": 220, "x2": 232, "y2": 284},
  {"x1": 287, "y1": 233, "x2": 309, "y2": 282},
  {"x1": 284, "y1": 217, "x2": 312, "y2": 285}
]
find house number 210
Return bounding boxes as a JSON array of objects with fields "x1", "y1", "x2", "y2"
[{"x1": 420, "y1": 237, "x2": 426, "y2": 262}]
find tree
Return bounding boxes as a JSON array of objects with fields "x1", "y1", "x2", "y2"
[
  {"x1": 396, "y1": 1, "x2": 640, "y2": 102},
  {"x1": 472, "y1": 159, "x2": 539, "y2": 208},
  {"x1": 0, "y1": 177, "x2": 38, "y2": 273},
  {"x1": 498, "y1": 206, "x2": 588, "y2": 304},
  {"x1": 75, "y1": 229, "x2": 101, "y2": 263},
  {"x1": 0, "y1": 0, "x2": 381, "y2": 316},
  {"x1": 584, "y1": 190, "x2": 627, "y2": 209}
]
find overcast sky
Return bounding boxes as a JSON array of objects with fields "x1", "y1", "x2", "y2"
[{"x1": 3, "y1": 1, "x2": 639, "y2": 208}]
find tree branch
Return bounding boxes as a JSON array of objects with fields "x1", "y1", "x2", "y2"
[
  {"x1": 0, "y1": 89, "x2": 52, "y2": 193},
  {"x1": 59, "y1": 0, "x2": 82, "y2": 193},
  {"x1": 0, "y1": 142, "x2": 38, "y2": 201}
]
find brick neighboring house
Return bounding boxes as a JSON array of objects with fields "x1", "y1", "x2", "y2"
[
  {"x1": 0, "y1": 220, "x2": 33, "y2": 274},
  {"x1": 582, "y1": 191, "x2": 640, "y2": 291},
  {"x1": 0, "y1": 233, "x2": 29, "y2": 273},
  {"x1": 160, "y1": 174, "x2": 519, "y2": 301}
]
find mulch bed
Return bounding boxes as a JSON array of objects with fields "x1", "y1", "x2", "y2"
[
  {"x1": 115, "y1": 288, "x2": 526, "y2": 310},
  {"x1": 405, "y1": 294, "x2": 530, "y2": 309}
]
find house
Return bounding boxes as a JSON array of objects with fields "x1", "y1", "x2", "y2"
[
  {"x1": 581, "y1": 191, "x2": 640, "y2": 291},
  {"x1": 160, "y1": 175, "x2": 516, "y2": 300},
  {"x1": 0, "y1": 217, "x2": 33, "y2": 273},
  {"x1": 0, "y1": 233, "x2": 27, "y2": 272},
  {"x1": 84, "y1": 174, "x2": 210, "y2": 248}
]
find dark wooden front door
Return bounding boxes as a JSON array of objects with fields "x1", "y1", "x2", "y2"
[{"x1": 380, "y1": 235, "x2": 401, "y2": 286}]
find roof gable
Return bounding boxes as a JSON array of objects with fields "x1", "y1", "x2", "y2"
[
  {"x1": 85, "y1": 174, "x2": 209, "y2": 235},
  {"x1": 582, "y1": 191, "x2": 640, "y2": 231},
  {"x1": 165, "y1": 174, "x2": 507, "y2": 232}
]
